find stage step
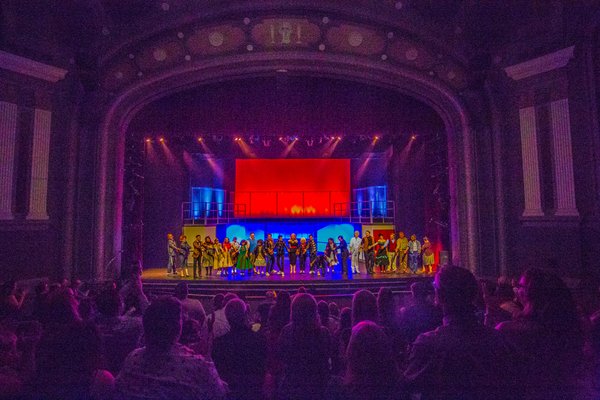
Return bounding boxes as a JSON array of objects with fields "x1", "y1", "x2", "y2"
[{"x1": 142, "y1": 276, "x2": 433, "y2": 300}]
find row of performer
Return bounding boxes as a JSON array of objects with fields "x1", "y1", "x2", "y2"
[
  {"x1": 167, "y1": 231, "x2": 435, "y2": 279},
  {"x1": 166, "y1": 231, "x2": 435, "y2": 279}
]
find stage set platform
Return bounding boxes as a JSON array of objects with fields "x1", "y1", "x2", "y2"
[{"x1": 141, "y1": 267, "x2": 434, "y2": 300}]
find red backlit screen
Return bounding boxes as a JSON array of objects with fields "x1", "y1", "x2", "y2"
[{"x1": 235, "y1": 159, "x2": 350, "y2": 218}]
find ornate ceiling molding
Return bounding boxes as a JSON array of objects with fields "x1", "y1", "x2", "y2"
[
  {"x1": 504, "y1": 46, "x2": 574, "y2": 81},
  {"x1": 100, "y1": 15, "x2": 468, "y2": 93},
  {"x1": 0, "y1": 50, "x2": 68, "y2": 83}
]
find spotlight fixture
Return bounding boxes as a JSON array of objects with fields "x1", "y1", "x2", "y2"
[
  {"x1": 197, "y1": 137, "x2": 203, "y2": 142},
  {"x1": 411, "y1": 134, "x2": 417, "y2": 141},
  {"x1": 158, "y1": 137, "x2": 165, "y2": 143},
  {"x1": 279, "y1": 136, "x2": 283, "y2": 141},
  {"x1": 145, "y1": 138, "x2": 152, "y2": 143},
  {"x1": 336, "y1": 136, "x2": 341, "y2": 140},
  {"x1": 374, "y1": 136, "x2": 379, "y2": 140}
]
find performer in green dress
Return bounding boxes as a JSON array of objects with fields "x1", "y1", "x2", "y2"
[
  {"x1": 374, "y1": 234, "x2": 389, "y2": 273},
  {"x1": 236, "y1": 240, "x2": 252, "y2": 276}
]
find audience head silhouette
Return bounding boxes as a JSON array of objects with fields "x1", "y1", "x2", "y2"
[
  {"x1": 143, "y1": 296, "x2": 182, "y2": 350},
  {"x1": 225, "y1": 298, "x2": 247, "y2": 329},
  {"x1": 352, "y1": 289, "x2": 378, "y2": 326},
  {"x1": 435, "y1": 266, "x2": 478, "y2": 316},
  {"x1": 291, "y1": 293, "x2": 319, "y2": 329}
]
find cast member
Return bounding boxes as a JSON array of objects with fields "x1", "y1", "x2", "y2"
[
  {"x1": 338, "y1": 235, "x2": 349, "y2": 275},
  {"x1": 407, "y1": 234, "x2": 421, "y2": 274},
  {"x1": 311, "y1": 254, "x2": 327, "y2": 277},
  {"x1": 362, "y1": 231, "x2": 375, "y2": 275},
  {"x1": 325, "y1": 238, "x2": 338, "y2": 273},
  {"x1": 213, "y1": 238, "x2": 225, "y2": 277},
  {"x1": 253, "y1": 239, "x2": 267, "y2": 275},
  {"x1": 374, "y1": 234, "x2": 389, "y2": 273},
  {"x1": 230, "y1": 237, "x2": 240, "y2": 273},
  {"x1": 167, "y1": 233, "x2": 178, "y2": 276},
  {"x1": 397, "y1": 232, "x2": 409, "y2": 273},
  {"x1": 178, "y1": 235, "x2": 191, "y2": 277},
  {"x1": 265, "y1": 233, "x2": 275, "y2": 276},
  {"x1": 201, "y1": 236, "x2": 214, "y2": 276},
  {"x1": 236, "y1": 240, "x2": 251, "y2": 276},
  {"x1": 275, "y1": 235, "x2": 286, "y2": 276},
  {"x1": 248, "y1": 232, "x2": 258, "y2": 273},
  {"x1": 422, "y1": 236, "x2": 435, "y2": 274},
  {"x1": 349, "y1": 231, "x2": 362, "y2": 274},
  {"x1": 192, "y1": 235, "x2": 202, "y2": 279},
  {"x1": 307, "y1": 234, "x2": 318, "y2": 274},
  {"x1": 387, "y1": 233, "x2": 397, "y2": 273},
  {"x1": 222, "y1": 237, "x2": 233, "y2": 276},
  {"x1": 298, "y1": 237, "x2": 308, "y2": 273},
  {"x1": 287, "y1": 233, "x2": 299, "y2": 274}
]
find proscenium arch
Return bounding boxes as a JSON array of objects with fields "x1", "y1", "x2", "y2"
[{"x1": 93, "y1": 52, "x2": 478, "y2": 280}]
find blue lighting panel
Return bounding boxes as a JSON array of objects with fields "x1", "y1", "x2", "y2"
[{"x1": 191, "y1": 187, "x2": 226, "y2": 218}]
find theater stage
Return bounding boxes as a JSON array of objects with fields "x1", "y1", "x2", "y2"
[{"x1": 141, "y1": 267, "x2": 434, "y2": 300}]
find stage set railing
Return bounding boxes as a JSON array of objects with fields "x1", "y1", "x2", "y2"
[
  {"x1": 182, "y1": 202, "x2": 247, "y2": 225},
  {"x1": 333, "y1": 200, "x2": 396, "y2": 224},
  {"x1": 182, "y1": 200, "x2": 395, "y2": 225}
]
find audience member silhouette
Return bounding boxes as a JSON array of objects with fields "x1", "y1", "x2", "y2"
[
  {"x1": 399, "y1": 281, "x2": 442, "y2": 344},
  {"x1": 115, "y1": 296, "x2": 227, "y2": 400},
  {"x1": 174, "y1": 282, "x2": 206, "y2": 323},
  {"x1": 277, "y1": 293, "x2": 333, "y2": 400},
  {"x1": 94, "y1": 288, "x2": 143, "y2": 374},
  {"x1": 497, "y1": 268, "x2": 583, "y2": 400},
  {"x1": 318, "y1": 300, "x2": 338, "y2": 334},
  {"x1": 328, "y1": 321, "x2": 402, "y2": 400},
  {"x1": 404, "y1": 266, "x2": 518, "y2": 400},
  {"x1": 29, "y1": 320, "x2": 114, "y2": 400},
  {"x1": 212, "y1": 298, "x2": 267, "y2": 400}
]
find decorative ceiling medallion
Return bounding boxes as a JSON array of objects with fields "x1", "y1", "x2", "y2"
[
  {"x1": 348, "y1": 31, "x2": 364, "y2": 47},
  {"x1": 103, "y1": 61, "x2": 138, "y2": 90},
  {"x1": 153, "y1": 48, "x2": 167, "y2": 61},
  {"x1": 326, "y1": 25, "x2": 385, "y2": 56},
  {"x1": 208, "y1": 32, "x2": 225, "y2": 47},
  {"x1": 136, "y1": 40, "x2": 184, "y2": 70},
  {"x1": 405, "y1": 48, "x2": 418, "y2": 61},
  {"x1": 186, "y1": 25, "x2": 244, "y2": 55}
]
